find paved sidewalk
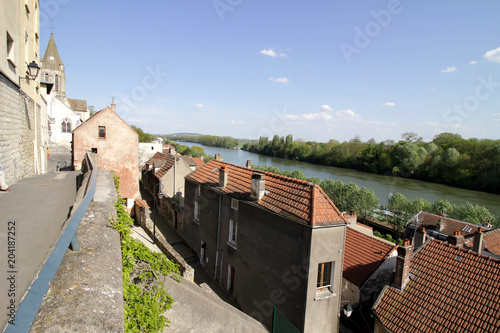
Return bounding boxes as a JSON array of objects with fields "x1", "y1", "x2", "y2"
[{"x1": 0, "y1": 170, "x2": 79, "y2": 330}]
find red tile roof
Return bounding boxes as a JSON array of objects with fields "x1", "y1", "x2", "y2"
[
  {"x1": 408, "y1": 211, "x2": 489, "y2": 237},
  {"x1": 154, "y1": 154, "x2": 180, "y2": 179},
  {"x1": 343, "y1": 228, "x2": 397, "y2": 287},
  {"x1": 373, "y1": 239, "x2": 500, "y2": 332},
  {"x1": 144, "y1": 152, "x2": 168, "y2": 166},
  {"x1": 186, "y1": 160, "x2": 347, "y2": 227},
  {"x1": 191, "y1": 157, "x2": 205, "y2": 170},
  {"x1": 134, "y1": 198, "x2": 150, "y2": 209},
  {"x1": 484, "y1": 229, "x2": 500, "y2": 256}
]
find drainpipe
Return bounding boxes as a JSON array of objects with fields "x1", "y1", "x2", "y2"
[
  {"x1": 173, "y1": 156, "x2": 177, "y2": 197},
  {"x1": 215, "y1": 194, "x2": 222, "y2": 280}
]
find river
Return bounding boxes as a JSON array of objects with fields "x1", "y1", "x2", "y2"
[{"x1": 176, "y1": 142, "x2": 500, "y2": 218}]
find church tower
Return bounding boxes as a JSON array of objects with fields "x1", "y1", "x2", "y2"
[{"x1": 41, "y1": 33, "x2": 69, "y2": 106}]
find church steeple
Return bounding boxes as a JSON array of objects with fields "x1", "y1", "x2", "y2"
[
  {"x1": 41, "y1": 33, "x2": 63, "y2": 71},
  {"x1": 41, "y1": 33, "x2": 68, "y2": 104}
]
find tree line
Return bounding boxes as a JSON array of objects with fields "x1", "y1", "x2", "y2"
[
  {"x1": 169, "y1": 135, "x2": 239, "y2": 149},
  {"x1": 247, "y1": 132, "x2": 500, "y2": 194},
  {"x1": 252, "y1": 165, "x2": 498, "y2": 231}
]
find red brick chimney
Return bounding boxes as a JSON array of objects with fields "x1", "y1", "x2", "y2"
[{"x1": 394, "y1": 239, "x2": 413, "y2": 291}]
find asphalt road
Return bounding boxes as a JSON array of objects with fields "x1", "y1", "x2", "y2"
[{"x1": 0, "y1": 146, "x2": 78, "y2": 330}]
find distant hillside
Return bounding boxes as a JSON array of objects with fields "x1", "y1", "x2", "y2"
[{"x1": 163, "y1": 133, "x2": 203, "y2": 137}]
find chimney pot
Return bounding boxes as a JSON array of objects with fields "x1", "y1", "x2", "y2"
[
  {"x1": 414, "y1": 226, "x2": 427, "y2": 249},
  {"x1": 448, "y1": 230, "x2": 465, "y2": 247},
  {"x1": 246, "y1": 160, "x2": 252, "y2": 168},
  {"x1": 215, "y1": 154, "x2": 222, "y2": 161}
]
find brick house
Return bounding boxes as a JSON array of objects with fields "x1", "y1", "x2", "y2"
[
  {"x1": 372, "y1": 238, "x2": 500, "y2": 332},
  {"x1": 183, "y1": 160, "x2": 347, "y2": 332},
  {"x1": 72, "y1": 105, "x2": 139, "y2": 207}
]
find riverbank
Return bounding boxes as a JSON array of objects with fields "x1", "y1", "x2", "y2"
[{"x1": 175, "y1": 141, "x2": 500, "y2": 218}]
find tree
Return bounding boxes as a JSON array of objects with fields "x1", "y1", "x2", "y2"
[
  {"x1": 131, "y1": 125, "x2": 155, "y2": 143},
  {"x1": 88, "y1": 105, "x2": 97, "y2": 117}
]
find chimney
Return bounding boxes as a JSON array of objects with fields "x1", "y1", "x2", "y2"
[
  {"x1": 448, "y1": 230, "x2": 465, "y2": 247},
  {"x1": 250, "y1": 173, "x2": 266, "y2": 201},
  {"x1": 246, "y1": 160, "x2": 252, "y2": 168},
  {"x1": 436, "y1": 218, "x2": 445, "y2": 231},
  {"x1": 219, "y1": 166, "x2": 228, "y2": 188},
  {"x1": 472, "y1": 230, "x2": 484, "y2": 254},
  {"x1": 394, "y1": 239, "x2": 413, "y2": 291},
  {"x1": 215, "y1": 154, "x2": 222, "y2": 161},
  {"x1": 414, "y1": 226, "x2": 427, "y2": 249},
  {"x1": 111, "y1": 97, "x2": 116, "y2": 112}
]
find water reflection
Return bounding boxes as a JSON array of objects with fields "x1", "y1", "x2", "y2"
[{"x1": 176, "y1": 142, "x2": 500, "y2": 217}]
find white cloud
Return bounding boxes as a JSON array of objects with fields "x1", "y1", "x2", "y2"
[
  {"x1": 469, "y1": 60, "x2": 478, "y2": 65},
  {"x1": 441, "y1": 66, "x2": 457, "y2": 73},
  {"x1": 260, "y1": 48, "x2": 287, "y2": 57},
  {"x1": 382, "y1": 102, "x2": 396, "y2": 107},
  {"x1": 303, "y1": 112, "x2": 333, "y2": 121},
  {"x1": 269, "y1": 77, "x2": 290, "y2": 84},
  {"x1": 285, "y1": 114, "x2": 301, "y2": 120},
  {"x1": 321, "y1": 105, "x2": 333, "y2": 111},
  {"x1": 484, "y1": 46, "x2": 500, "y2": 63},
  {"x1": 230, "y1": 120, "x2": 244, "y2": 125},
  {"x1": 195, "y1": 103, "x2": 204, "y2": 108},
  {"x1": 335, "y1": 109, "x2": 362, "y2": 121}
]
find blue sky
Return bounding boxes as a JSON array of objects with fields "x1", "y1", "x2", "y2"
[{"x1": 39, "y1": 0, "x2": 500, "y2": 142}]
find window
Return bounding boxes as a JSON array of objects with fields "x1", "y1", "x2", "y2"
[
  {"x1": 194, "y1": 200, "x2": 200, "y2": 222},
  {"x1": 228, "y1": 219, "x2": 237, "y2": 247},
  {"x1": 195, "y1": 185, "x2": 201, "y2": 198},
  {"x1": 6, "y1": 32, "x2": 15, "y2": 66},
  {"x1": 231, "y1": 198, "x2": 239, "y2": 211},
  {"x1": 317, "y1": 262, "x2": 334, "y2": 291},
  {"x1": 98, "y1": 126, "x2": 106, "y2": 139},
  {"x1": 61, "y1": 118, "x2": 71, "y2": 133}
]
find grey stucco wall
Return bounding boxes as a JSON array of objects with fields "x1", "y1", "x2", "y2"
[
  {"x1": 183, "y1": 179, "x2": 346, "y2": 331},
  {"x1": 303, "y1": 226, "x2": 346, "y2": 333}
]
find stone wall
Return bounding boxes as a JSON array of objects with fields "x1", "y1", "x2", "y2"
[
  {"x1": 158, "y1": 196, "x2": 185, "y2": 234},
  {"x1": 0, "y1": 73, "x2": 38, "y2": 185}
]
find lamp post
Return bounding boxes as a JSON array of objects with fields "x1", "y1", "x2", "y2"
[{"x1": 153, "y1": 182, "x2": 164, "y2": 243}]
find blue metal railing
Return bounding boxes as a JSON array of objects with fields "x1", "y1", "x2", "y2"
[{"x1": 4, "y1": 153, "x2": 98, "y2": 333}]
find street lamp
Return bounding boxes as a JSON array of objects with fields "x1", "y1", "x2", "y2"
[
  {"x1": 20, "y1": 61, "x2": 41, "y2": 81},
  {"x1": 153, "y1": 182, "x2": 164, "y2": 243}
]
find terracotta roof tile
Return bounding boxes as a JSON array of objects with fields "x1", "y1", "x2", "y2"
[
  {"x1": 134, "y1": 198, "x2": 150, "y2": 209},
  {"x1": 343, "y1": 227, "x2": 397, "y2": 287},
  {"x1": 186, "y1": 160, "x2": 347, "y2": 226},
  {"x1": 373, "y1": 239, "x2": 500, "y2": 332},
  {"x1": 408, "y1": 211, "x2": 490, "y2": 237}
]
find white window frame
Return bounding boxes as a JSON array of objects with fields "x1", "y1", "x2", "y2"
[
  {"x1": 231, "y1": 198, "x2": 239, "y2": 211},
  {"x1": 194, "y1": 200, "x2": 200, "y2": 223},
  {"x1": 228, "y1": 219, "x2": 237, "y2": 248},
  {"x1": 316, "y1": 261, "x2": 335, "y2": 293}
]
